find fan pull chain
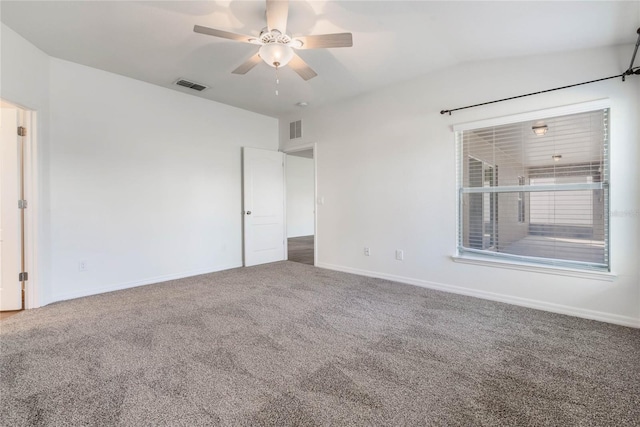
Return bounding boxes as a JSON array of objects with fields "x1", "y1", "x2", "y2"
[{"x1": 274, "y1": 63, "x2": 280, "y2": 96}]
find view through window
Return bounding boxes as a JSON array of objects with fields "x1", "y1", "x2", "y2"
[{"x1": 456, "y1": 108, "x2": 609, "y2": 270}]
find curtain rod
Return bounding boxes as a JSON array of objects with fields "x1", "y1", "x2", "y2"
[{"x1": 440, "y1": 27, "x2": 640, "y2": 116}]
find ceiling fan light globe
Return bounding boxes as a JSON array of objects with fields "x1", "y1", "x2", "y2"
[{"x1": 259, "y1": 43, "x2": 294, "y2": 67}]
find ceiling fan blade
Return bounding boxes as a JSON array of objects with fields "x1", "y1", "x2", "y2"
[
  {"x1": 194, "y1": 25, "x2": 254, "y2": 43},
  {"x1": 289, "y1": 54, "x2": 317, "y2": 81},
  {"x1": 295, "y1": 33, "x2": 353, "y2": 49},
  {"x1": 266, "y1": 0, "x2": 289, "y2": 33},
  {"x1": 232, "y1": 53, "x2": 262, "y2": 75}
]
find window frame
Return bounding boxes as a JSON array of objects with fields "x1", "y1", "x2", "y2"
[{"x1": 453, "y1": 100, "x2": 612, "y2": 276}]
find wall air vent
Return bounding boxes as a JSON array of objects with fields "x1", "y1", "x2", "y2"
[
  {"x1": 289, "y1": 120, "x2": 302, "y2": 140},
  {"x1": 174, "y1": 78, "x2": 208, "y2": 92}
]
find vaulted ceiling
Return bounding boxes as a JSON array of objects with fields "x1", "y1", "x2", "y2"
[{"x1": 2, "y1": 1, "x2": 638, "y2": 118}]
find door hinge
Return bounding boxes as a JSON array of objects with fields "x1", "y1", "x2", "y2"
[
  {"x1": 18, "y1": 199, "x2": 28, "y2": 209},
  {"x1": 17, "y1": 126, "x2": 27, "y2": 137},
  {"x1": 19, "y1": 272, "x2": 28, "y2": 282}
]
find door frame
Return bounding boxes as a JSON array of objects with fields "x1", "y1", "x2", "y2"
[
  {"x1": 1, "y1": 99, "x2": 39, "y2": 310},
  {"x1": 283, "y1": 143, "x2": 317, "y2": 266}
]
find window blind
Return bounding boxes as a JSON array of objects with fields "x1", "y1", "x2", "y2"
[{"x1": 456, "y1": 109, "x2": 609, "y2": 270}]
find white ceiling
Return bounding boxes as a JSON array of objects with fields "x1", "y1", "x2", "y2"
[{"x1": 2, "y1": 1, "x2": 639, "y2": 118}]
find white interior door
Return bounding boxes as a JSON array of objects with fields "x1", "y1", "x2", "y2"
[
  {"x1": 243, "y1": 147, "x2": 285, "y2": 266},
  {"x1": 1, "y1": 108, "x2": 22, "y2": 311}
]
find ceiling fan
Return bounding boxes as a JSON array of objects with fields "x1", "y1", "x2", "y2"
[{"x1": 194, "y1": 0, "x2": 353, "y2": 81}]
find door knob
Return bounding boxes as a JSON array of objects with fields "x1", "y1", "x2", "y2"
[{"x1": 246, "y1": 211, "x2": 252, "y2": 215}]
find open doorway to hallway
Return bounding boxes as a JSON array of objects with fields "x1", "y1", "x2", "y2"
[{"x1": 285, "y1": 148, "x2": 315, "y2": 265}]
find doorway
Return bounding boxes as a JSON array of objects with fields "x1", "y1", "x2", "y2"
[
  {"x1": 1, "y1": 101, "x2": 26, "y2": 313},
  {"x1": 285, "y1": 146, "x2": 316, "y2": 266},
  {"x1": 242, "y1": 147, "x2": 286, "y2": 267}
]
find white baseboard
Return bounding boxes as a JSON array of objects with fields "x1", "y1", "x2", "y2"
[
  {"x1": 50, "y1": 263, "x2": 242, "y2": 304},
  {"x1": 316, "y1": 262, "x2": 640, "y2": 329}
]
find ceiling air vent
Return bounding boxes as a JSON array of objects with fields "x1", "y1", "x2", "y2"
[
  {"x1": 174, "y1": 78, "x2": 208, "y2": 92},
  {"x1": 290, "y1": 120, "x2": 302, "y2": 140}
]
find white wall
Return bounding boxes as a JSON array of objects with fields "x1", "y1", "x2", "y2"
[
  {"x1": 48, "y1": 58, "x2": 277, "y2": 302},
  {"x1": 286, "y1": 155, "x2": 314, "y2": 237},
  {"x1": 280, "y1": 44, "x2": 640, "y2": 327},
  {"x1": 2, "y1": 22, "x2": 278, "y2": 305},
  {"x1": 3, "y1": 21, "x2": 638, "y2": 325},
  {"x1": 1, "y1": 23, "x2": 51, "y2": 307}
]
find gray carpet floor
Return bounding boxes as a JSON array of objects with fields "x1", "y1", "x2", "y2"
[
  {"x1": 288, "y1": 236, "x2": 314, "y2": 265},
  {"x1": 1, "y1": 261, "x2": 639, "y2": 426}
]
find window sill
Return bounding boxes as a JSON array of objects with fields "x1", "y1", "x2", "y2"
[{"x1": 451, "y1": 254, "x2": 616, "y2": 281}]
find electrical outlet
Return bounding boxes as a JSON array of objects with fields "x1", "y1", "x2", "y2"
[
  {"x1": 395, "y1": 250, "x2": 404, "y2": 261},
  {"x1": 79, "y1": 261, "x2": 88, "y2": 272},
  {"x1": 364, "y1": 247, "x2": 370, "y2": 256}
]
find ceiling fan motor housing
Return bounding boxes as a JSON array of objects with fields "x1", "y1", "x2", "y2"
[
  {"x1": 257, "y1": 28, "x2": 300, "y2": 67},
  {"x1": 259, "y1": 28, "x2": 291, "y2": 44}
]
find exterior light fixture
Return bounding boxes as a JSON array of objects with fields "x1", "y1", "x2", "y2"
[
  {"x1": 552, "y1": 154, "x2": 562, "y2": 162},
  {"x1": 532, "y1": 124, "x2": 548, "y2": 136}
]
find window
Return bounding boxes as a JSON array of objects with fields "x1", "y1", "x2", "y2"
[{"x1": 456, "y1": 106, "x2": 609, "y2": 271}]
